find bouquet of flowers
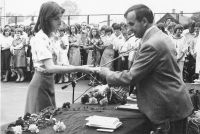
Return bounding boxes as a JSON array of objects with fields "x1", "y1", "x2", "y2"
[
  {"x1": 5, "y1": 102, "x2": 70, "y2": 134},
  {"x1": 81, "y1": 85, "x2": 128, "y2": 105}
]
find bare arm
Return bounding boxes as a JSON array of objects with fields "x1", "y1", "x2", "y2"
[{"x1": 42, "y1": 58, "x2": 94, "y2": 74}]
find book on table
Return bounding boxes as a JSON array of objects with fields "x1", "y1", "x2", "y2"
[
  {"x1": 115, "y1": 103, "x2": 139, "y2": 110},
  {"x1": 85, "y1": 115, "x2": 122, "y2": 130}
]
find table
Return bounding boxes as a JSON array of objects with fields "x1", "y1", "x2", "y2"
[
  {"x1": 2, "y1": 83, "x2": 198, "y2": 134},
  {"x1": 1, "y1": 103, "x2": 150, "y2": 134}
]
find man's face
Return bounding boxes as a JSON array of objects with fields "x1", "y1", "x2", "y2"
[{"x1": 126, "y1": 11, "x2": 145, "y2": 38}]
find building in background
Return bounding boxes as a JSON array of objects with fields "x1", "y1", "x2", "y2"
[{"x1": 156, "y1": 9, "x2": 193, "y2": 27}]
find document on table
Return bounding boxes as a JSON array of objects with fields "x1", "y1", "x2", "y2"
[
  {"x1": 85, "y1": 115, "x2": 122, "y2": 130},
  {"x1": 116, "y1": 103, "x2": 139, "y2": 110}
]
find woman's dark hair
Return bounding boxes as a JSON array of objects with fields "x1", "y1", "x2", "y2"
[
  {"x1": 59, "y1": 27, "x2": 66, "y2": 32},
  {"x1": 75, "y1": 23, "x2": 81, "y2": 33},
  {"x1": 112, "y1": 23, "x2": 121, "y2": 30},
  {"x1": 69, "y1": 25, "x2": 78, "y2": 35},
  {"x1": 34, "y1": 1, "x2": 65, "y2": 36},
  {"x1": 105, "y1": 26, "x2": 113, "y2": 34},
  {"x1": 157, "y1": 23, "x2": 167, "y2": 34},
  {"x1": 124, "y1": 4, "x2": 154, "y2": 23},
  {"x1": 174, "y1": 24, "x2": 184, "y2": 33},
  {"x1": 89, "y1": 28, "x2": 101, "y2": 39},
  {"x1": 3, "y1": 28, "x2": 11, "y2": 36},
  {"x1": 100, "y1": 25, "x2": 107, "y2": 32}
]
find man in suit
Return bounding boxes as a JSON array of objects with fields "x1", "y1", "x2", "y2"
[{"x1": 96, "y1": 4, "x2": 193, "y2": 134}]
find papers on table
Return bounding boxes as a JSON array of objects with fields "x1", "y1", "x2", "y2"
[
  {"x1": 194, "y1": 79, "x2": 200, "y2": 84},
  {"x1": 85, "y1": 115, "x2": 122, "y2": 130},
  {"x1": 116, "y1": 103, "x2": 139, "y2": 110}
]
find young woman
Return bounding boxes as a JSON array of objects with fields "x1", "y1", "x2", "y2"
[
  {"x1": 171, "y1": 24, "x2": 187, "y2": 78},
  {"x1": 68, "y1": 25, "x2": 82, "y2": 79},
  {"x1": 25, "y1": 1, "x2": 96, "y2": 114},
  {"x1": 1, "y1": 28, "x2": 13, "y2": 82},
  {"x1": 85, "y1": 28, "x2": 103, "y2": 86},
  {"x1": 10, "y1": 28, "x2": 26, "y2": 82}
]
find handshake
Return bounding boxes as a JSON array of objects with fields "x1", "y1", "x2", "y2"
[{"x1": 82, "y1": 65, "x2": 110, "y2": 78}]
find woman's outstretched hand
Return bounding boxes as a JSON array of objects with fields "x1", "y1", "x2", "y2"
[{"x1": 82, "y1": 65, "x2": 101, "y2": 74}]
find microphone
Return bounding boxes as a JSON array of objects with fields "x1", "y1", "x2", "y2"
[
  {"x1": 61, "y1": 83, "x2": 71, "y2": 89},
  {"x1": 61, "y1": 81, "x2": 73, "y2": 89},
  {"x1": 61, "y1": 80, "x2": 77, "y2": 90}
]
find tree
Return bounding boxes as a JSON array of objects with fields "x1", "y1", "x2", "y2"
[{"x1": 61, "y1": 0, "x2": 80, "y2": 15}]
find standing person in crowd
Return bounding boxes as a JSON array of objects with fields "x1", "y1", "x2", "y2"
[
  {"x1": 166, "y1": 22, "x2": 176, "y2": 37},
  {"x1": 112, "y1": 23, "x2": 125, "y2": 71},
  {"x1": 85, "y1": 27, "x2": 103, "y2": 86},
  {"x1": 157, "y1": 22, "x2": 168, "y2": 34},
  {"x1": 1, "y1": 28, "x2": 13, "y2": 82},
  {"x1": 25, "y1": 1, "x2": 96, "y2": 114},
  {"x1": 68, "y1": 25, "x2": 82, "y2": 80},
  {"x1": 171, "y1": 24, "x2": 187, "y2": 79},
  {"x1": 10, "y1": 28, "x2": 26, "y2": 82},
  {"x1": 194, "y1": 22, "x2": 200, "y2": 37},
  {"x1": 183, "y1": 22, "x2": 198, "y2": 82},
  {"x1": 195, "y1": 31, "x2": 200, "y2": 78},
  {"x1": 80, "y1": 22, "x2": 89, "y2": 66},
  {"x1": 118, "y1": 24, "x2": 130, "y2": 70},
  {"x1": 26, "y1": 23, "x2": 36, "y2": 79},
  {"x1": 100, "y1": 26, "x2": 115, "y2": 71},
  {"x1": 96, "y1": 4, "x2": 193, "y2": 134},
  {"x1": 57, "y1": 27, "x2": 70, "y2": 84},
  {"x1": 10, "y1": 27, "x2": 15, "y2": 38}
]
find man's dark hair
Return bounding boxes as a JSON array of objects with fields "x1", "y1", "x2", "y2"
[{"x1": 124, "y1": 4, "x2": 154, "y2": 23}]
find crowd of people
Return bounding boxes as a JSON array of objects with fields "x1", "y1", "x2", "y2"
[
  {"x1": 1, "y1": 1, "x2": 199, "y2": 133},
  {"x1": 1, "y1": 14, "x2": 200, "y2": 85}
]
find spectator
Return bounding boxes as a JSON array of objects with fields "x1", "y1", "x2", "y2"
[
  {"x1": 1, "y1": 27, "x2": 13, "y2": 82},
  {"x1": 171, "y1": 24, "x2": 187, "y2": 78},
  {"x1": 157, "y1": 22, "x2": 168, "y2": 34},
  {"x1": 10, "y1": 28, "x2": 26, "y2": 82},
  {"x1": 68, "y1": 25, "x2": 81, "y2": 79}
]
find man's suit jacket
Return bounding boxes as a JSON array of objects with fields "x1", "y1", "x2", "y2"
[{"x1": 103, "y1": 26, "x2": 193, "y2": 124}]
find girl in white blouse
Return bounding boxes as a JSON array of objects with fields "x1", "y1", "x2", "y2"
[
  {"x1": 25, "y1": 1, "x2": 96, "y2": 114},
  {"x1": 1, "y1": 28, "x2": 13, "y2": 82}
]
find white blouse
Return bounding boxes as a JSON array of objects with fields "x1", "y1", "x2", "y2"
[
  {"x1": 171, "y1": 35, "x2": 187, "y2": 61},
  {"x1": 0, "y1": 36, "x2": 13, "y2": 49},
  {"x1": 30, "y1": 30, "x2": 54, "y2": 68}
]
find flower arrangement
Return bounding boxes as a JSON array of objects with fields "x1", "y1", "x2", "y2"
[
  {"x1": 53, "y1": 121, "x2": 66, "y2": 132},
  {"x1": 81, "y1": 85, "x2": 128, "y2": 105},
  {"x1": 12, "y1": 125, "x2": 22, "y2": 134},
  {"x1": 5, "y1": 102, "x2": 71, "y2": 134},
  {"x1": 28, "y1": 124, "x2": 39, "y2": 133}
]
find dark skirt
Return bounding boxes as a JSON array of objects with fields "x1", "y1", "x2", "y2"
[
  {"x1": 12, "y1": 48, "x2": 26, "y2": 68},
  {"x1": 25, "y1": 71, "x2": 56, "y2": 114},
  {"x1": 1, "y1": 49, "x2": 11, "y2": 71}
]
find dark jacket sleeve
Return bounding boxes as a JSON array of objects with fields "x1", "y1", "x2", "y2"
[{"x1": 105, "y1": 44, "x2": 160, "y2": 86}]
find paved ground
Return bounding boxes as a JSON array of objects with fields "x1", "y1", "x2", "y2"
[{"x1": 0, "y1": 80, "x2": 91, "y2": 125}]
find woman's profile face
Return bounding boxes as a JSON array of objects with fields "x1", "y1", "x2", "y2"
[{"x1": 49, "y1": 13, "x2": 62, "y2": 32}]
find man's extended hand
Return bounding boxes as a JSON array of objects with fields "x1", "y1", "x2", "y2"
[{"x1": 95, "y1": 67, "x2": 111, "y2": 78}]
